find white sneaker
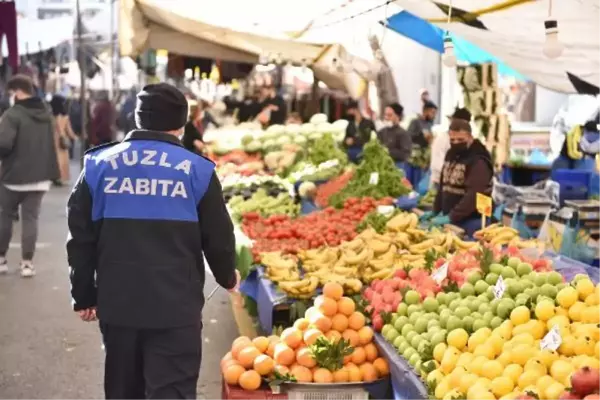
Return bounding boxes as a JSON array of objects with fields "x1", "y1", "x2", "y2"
[
  {"x1": 20, "y1": 261, "x2": 36, "y2": 278},
  {"x1": 0, "y1": 259, "x2": 7, "y2": 274}
]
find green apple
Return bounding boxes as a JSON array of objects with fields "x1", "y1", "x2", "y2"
[
  {"x1": 490, "y1": 299, "x2": 501, "y2": 314},
  {"x1": 468, "y1": 271, "x2": 483, "y2": 285},
  {"x1": 449, "y1": 299, "x2": 461, "y2": 311},
  {"x1": 401, "y1": 323, "x2": 414, "y2": 337},
  {"x1": 415, "y1": 318, "x2": 428, "y2": 334},
  {"x1": 382, "y1": 324, "x2": 393, "y2": 337},
  {"x1": 403, "y1": 346, "x2": 416, "y2": 359},
  {"x1": 517, "y1": 262, "x2": 533, "y2": 276},
  {"x1": 501, "y1": 267, "x2": 517, "y2": 279},
  {"x1": 430, "y1": 331, "x2": 446, "y2": 347},
  {"x1": 469, "y1": 299, "x2": 482, "y2": 312},
  {"x1": 490, "y1": 263, "x2": 504, "y2": 274},
  {"x1": 396, "y1": 302, "x2": 408, "y2": 316},
  {"x1": 423, "y1": 298, "x2": 439, "y2": 313},
  {"x1": 397, "y1": 341, "x2": 410, "y2": 354},
  {"x1": 475, "y1": 280, "x2": 490, "y2": 295},
  {"x1": 436, "y1": 292, "x2": 449, "y2": 305},
  {"x1": 490, "y1": 316, "x2": 503, "y2": 329},
  {"x1": 540, "y1": 283, "x2": 558, "y2": 299},
  {"x1": 508, "y1": 281, "x2": 524, "y2": 298},
  {"x1": 409, "y1": 353, "x2": 421, "y2": 367},
  {"x1": 547, "y1": 271, "x2": 563, "y2": 285},
  {"x1": 386, "y1": 328, "x2": 400, "y2": 342},
  {"x1": 394, "y1": 316, "x2": 409, "y2": 331},
  {"x1": 393, "y1": 335, "x2": 406, "y2": 349},
  {"x1": 463, "y1": 316, "x2": 475, "y2": 333},
  {"x1": 446, "y1": 316, "x2": 463, "y2": 331},
  {"x1": 405, "y1": 290, "x2": 420, "y2": 305},
  {"x1": 486, "y1": 273, "x2": 499, "y2": 285},
  {"x1": 410, "y1": 334, "x2": 423, "y2": 349},
  {"x1": 472, "y1": 319, "x2": 487, "y2": 332},
  {"x1": 460, "y1": 283, "x2": 475, "y2": 298},
  {"x1": 478, "y1": 303, "x2": 491, "y2": 314},
  {"x1": 455, "y1": 306, "x2": 471, "y2": 319},
  {"x1": 534, "y1": 273, "x2": 547, "y2": 287},
  {"x1": 507, "y1": 256, "x2": 521, "y2": 269}
]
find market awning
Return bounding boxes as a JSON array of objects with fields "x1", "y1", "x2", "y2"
[
  {"x1": 2, "y1": 16, "x2": 76, "y2": 56},
  {"x1": 386, "y1": 10, "x2": 524, "y2": 79},
  {"x1": 388, "y1": 0, "x2": 600, "y2": 93}
]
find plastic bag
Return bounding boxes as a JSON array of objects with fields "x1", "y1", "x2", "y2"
[
  {"x1": 492, "y1": 178, "x2": 560, "y2": 211},
  {"x1": 559, "y1": 213, "x2": 597, "y2": 264},
  {"x1": 511, "y1": 207, "x2": 536, "y2": 239}
]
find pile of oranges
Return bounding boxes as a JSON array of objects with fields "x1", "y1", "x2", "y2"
[{"x1": 222, "y1": 282, "x2": 390, "y2": 391}]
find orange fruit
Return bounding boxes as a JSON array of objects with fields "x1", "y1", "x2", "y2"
[
  {"x1": 266, "y1": 341, "x2": 278, "y2": 358},
  {"x1": 323, "y1": 282, "x2": 343, "y2": 300},
  {"x1": 325, "y1": 330, "x2": 342, "y2": 343},
  {"x1": 303, "y1": 328, "x2": 324, "y2": 346},
  {"x1": 221, "y1": 352, "x2": 233, "y2": 369},
  {"x1": 239, "y1": 370, "x2": 261, "y2": 391},
  {"x1": 343, "y1": 351, "x2": 353, "y2": 365},
  {"x1": 274, "y1": 343, "x2": 295, "y2": 366},
  {"x1": 305, "y1": 306, "x2": 320, "y2": 321},
  {"x1": 364, "y1": 343, "x2": 378, "y2": 362},
  {"x1": 252, "y1": 336, "x2": 269, "y2": 353},
  {"x1": 237, "y1": 346, "x2": 261, "y2": 369},
  {"x1": 221, "y1": 359, "x2": 241, "y2": 374},
  {"x1": 231, "y1": 339, "x2": 252, "y2": 359},
  {"x1": 223, "y1": 363, "x2": 246, "y2": 385},
  {"x1": 233, "y1": 336, "x2": 252, "y2": 347},
  {"x1": 359, "y1": 362, "x2": 377, "y2": 382},
  {"x1": 337, "y1": 297, "x2": 356, "y2": 316},
  {"x1": 345, "y1": 362, "x2": 362, "y2": 382},
  {"x1": 348, "y1": 312, "x2": 366, "y2": 331},
  {"x1": 253, "y1": 354, "x2": 275, "y2": 376},
  {"x1": 310, "y1": 314, "x2": 332, "y2": 333},
  {"x1": 315, "y1": 295, "x2": 338, "y2": 317},
  {"x1": 274, "y1": 365, "x2": 289, "y2": 376},
  {"x1": 294, "y1": 318, "x2": 310, "y2": 331},
  {"x1": 342, "y1": 329, "x2": 360, "y2": 347},
  {"x1": 313, "y1": 368, "x2": 334, "y2": 383},
  {"x1": 358, "y1": 326, "x2": 374, "y2": 345},
  {"x1": 373, "y1": 358, "x2": 389, "y2": 377},
  {"x1": 296, "y1": 347, "x2": 317, "y2": 368},
  {"x1": 333, "y1": 368, "x2": 349, "y2": 383},
  {"x1": 290, "y1": 365, "x2": 312, "y2": 383},
  {"x1": 281, "y1": 328, "x2": 303, "y2": 349},
  {"x1": 331, "y1": 314, "x2": 349, "y2": 332},
  {"x1": 351, "y1": 346, "x2": 367, "y2": 365}
]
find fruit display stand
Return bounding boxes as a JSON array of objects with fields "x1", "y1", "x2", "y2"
[
  {"x1": 543, "y1": 250, "x2": 600, "y2": 284},
  {"x1": 373, "y1": 334, "x2": 427, "y2": 400}
]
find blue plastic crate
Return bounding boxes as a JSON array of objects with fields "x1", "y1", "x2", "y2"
[{"x1": 551, "y1": 169, "x2": 591, "y2": 203}]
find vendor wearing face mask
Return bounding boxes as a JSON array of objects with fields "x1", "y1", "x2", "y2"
[
  {"x1": 343, "y1": 100, "x2": 376, "y2": 163},
  {"x1": 426, "y1": 119, "x2": 493, "y2": 236},
  {"x1": 377, "y1": 103, "x2": 412, "y2": 168}
]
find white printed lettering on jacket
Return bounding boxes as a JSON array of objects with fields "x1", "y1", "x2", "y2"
[
  {"x1": 103, "y1": 177, "x2": 188, "y2": 198},
  {"x1": 103, "y1": 150, "x2": 192, "y2": 175}
]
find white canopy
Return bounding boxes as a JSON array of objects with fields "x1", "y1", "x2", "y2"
[
  {"x1": 390, "y1": 0, "x2": 600, "y2": 93},
  {"x1": 2, "y1": 16, "x2": 76, "y2": 56}
]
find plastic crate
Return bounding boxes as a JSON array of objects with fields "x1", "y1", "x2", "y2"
[{"x1": 551, "y1": 169, "x2": 592, "y2": 203}]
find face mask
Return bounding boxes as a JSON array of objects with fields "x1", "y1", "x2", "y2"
[
  {"x1": 8, "y1": 95, "x2": 15, "y2": 106},
  {"x1": 450, "y1": 142, "x2": 468, "y2": 155},
  {"x1": 382, "y1": 121, "x2": 394, "y2": 128}
]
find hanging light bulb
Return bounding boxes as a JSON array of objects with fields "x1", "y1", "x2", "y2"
[
  {"x1": 442, "y1": 36, "x2": 457, "y2": 68},
  {"x1": 258, "y1": 53, "x2": 268, "y2": 65},
  {"x1": 543, "y1": 19, "x2": 564, "y2": 59}
]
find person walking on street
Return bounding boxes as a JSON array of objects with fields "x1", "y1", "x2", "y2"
[
  {"x1": 0, "y1": 75, "x2": 59, "y2": 277},
  {"x1": 66, "y1": 83, "x2": 240, "y2": 399}
]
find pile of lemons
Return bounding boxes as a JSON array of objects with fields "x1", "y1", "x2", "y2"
[{"x1": 428, "y1": 275, "x2": 599, "y2": 400}]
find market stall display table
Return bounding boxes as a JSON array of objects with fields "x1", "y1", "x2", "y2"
[{"x1": 502, "y1": 163, "x2": 551, "y2": 186}]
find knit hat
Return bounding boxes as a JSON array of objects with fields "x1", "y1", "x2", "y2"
[
  {"x1": 135, "y1": 83, "x2": 188, "y2": 131},
  {"x1": 449, "y1": 107, "x2": 472, "y2": 122},
  {"x1": 387, "y1": 103, "x2": 404, "y2": 118}
]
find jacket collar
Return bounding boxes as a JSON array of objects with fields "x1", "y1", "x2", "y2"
[{"x1": 124, "y1": 129, "x2": 183, "y2": 147}]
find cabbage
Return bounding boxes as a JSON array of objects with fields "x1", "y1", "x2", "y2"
[
  {"x1": 300, "y1": 123, "x2": 315, "y2": 135},
  {"x1": 316, "y1": 122, "x2": 334, "y2": 134},
  {"x1": 332, "y1": 119, "x2": 349, "y2": 132},
  {"x1": 310, "y1": 113, "x2": 328, "y2": 124},
  {"x1": 308, "y1": 133, "x2": 323, "y2": 141},
  {"x1": 263, "y1": 139, "x2": 279, "y2": 152},
  {"x1": 285, "y1": 124, "x2": 301, "y2": 135},
  {"x1": 244, "y1": 140, "x2": 262, "y2": 153},
  {"x1": 294, "y1": 135, "x2": 308, "y2": 145},
  {"x1": 266, "y1": 124, "x2": 285, "y2": 135},
  {"x1": 241, "y1": 134, "x2": 254, "y2": 146},
  {"x1": 276, "y1": 136, "x2": 292, "y2": 145}
]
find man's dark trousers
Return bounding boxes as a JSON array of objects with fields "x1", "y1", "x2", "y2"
[{"x1": 100, "y1": 323, "x2": 202, "y2": 399}]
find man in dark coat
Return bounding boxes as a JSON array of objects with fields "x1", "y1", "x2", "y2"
[{"x1": 377, "y1": 103, "x2": 412, "y2": 167}]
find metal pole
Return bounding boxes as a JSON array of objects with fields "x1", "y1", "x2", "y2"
[
  {"x1": 76, "y1": 0, "x2": 88, "y2": 168},
  {"x1": 108, "y1": 0, "x2": 115, "y2": 100}
]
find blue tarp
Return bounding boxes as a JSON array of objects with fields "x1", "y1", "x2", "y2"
[{"x1": 386, "y1": 11, "x2": 526, "y2": 80}]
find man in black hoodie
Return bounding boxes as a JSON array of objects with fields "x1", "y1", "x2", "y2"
[
  {"x1": 0, "y1": 75, "x2": 59, "y2": 277},
  {"x1": 431, "y1": 119, "x2": 493, "y2": 236}
]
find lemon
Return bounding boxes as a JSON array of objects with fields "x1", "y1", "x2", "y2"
[
  {"x1": 557, "y1": 286, "x2": 578, "y2": 308},
  {"x1": 596, "y1": 341, "x2": 599, "y2": 359},
  {"x1": 580, "y1": 356, "x2": 599, "y2": 369},
  {"x1": 539, "y1": 349, "x2": 560, "y2": 367},
  {"x1": 556, "y1": 306, "x2": 570, "y2": 317},
  {"x1": 568, "y1": 301, "x2": 586, "y2": 322},
  {"x1": 474, "y1": 377, "x2": 493, "y2": 390},
  {"x1": 497, "y1": 351, "x2": 513, "y2": 366},
  {"x1": 440, "y1": 347, "x2": 460, "y2": 374},
  {"x1": 529, "y1": 320, "x2": 547, "y2": 340},
  {"x1": 518, "y1": 369, "x2": 543, "y2": 389},
  {"x1": 459, "y1": 373, "x2": 479, "y2": 394},
  {"x1": 478, "y1": 391, "x2": 496, "y2": 400},
  {"x1": 474, "y1": 343, "x2": 495, "y2": 359},
  {"x1": 524, "y1": 359, "x2": 547, "y2": 376},
  {"x1": 512, "y1": 332, "x2": 536, "y2": 346},
  {"x1": 545, "y1": 381, "x2": 565, "y2": 400},
  {"x1": 488, "y1": 334, "x2": 506, "y2": 355},
  {"x1": 582, "y1": 305, "x2": 600, "y2": 323},
  {"x1": 443, "y1": 389, "x2": 464, "y2": 400},
  {"x1": 535, "y1": 299, "x2": 556, "y2": 321},
  {"x1": 577, "y1": 278, "x2": 595, "y2": 300},
  {"x1": 536, "y1": 374, "x2": 554, "y2": 392},
  {"x1": 511, "y1": 306, "x2": 531, "y2": 325},
  {"x1": 435, "y1": 376, "x2": 452, "y2": 399},
  {"x1": 467, "y1": 355, "x2": 487, "y2": 375},
  {"x1": 550, "y1": 359, "x2": 574, "y2": 383},
  {"x1": 449, "y1": 366, "x2": 467, "y2": 387},
  {"x1": 558, "y1": 335, "x2": 577, "y2": 356},
  {"x1": 491, "y1": 376, "x2": 515, "y2": 398},
  {"x1": 426, "y1": 369, "x2": 444, "y2": 387},
  {"x1": 447, "y1": 328, "x2": 469, "y2": 351},
  {"x1": 499, "y1": 320, "x2": 514, "y2": 339},
  {"x1": 434, "y1": 342, "x2": 447, "y2": 362},
  {"x1": 502, "y1": 363, "x2": 523, "y2": 385},
  {"x1": 521, "y1": 386, "x2": 541, "y2": 399},
  {"x1": 511, "y1": 343, "x2": 536, "y2": 366},
  {"x1": 575, "y1": 336, "x2": 596, "y2": 356},
  {"x1": 481, "y1": 359, "x2": 504, "y2": 380},
  {"x1": 456, "y1": 352, "x2": 474, "y2": 367},
  {"x1": 585, "y1": 292, "x2": 598, "y2": 306}
]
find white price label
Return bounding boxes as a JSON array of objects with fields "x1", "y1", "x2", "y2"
[
  {"x1": 377, "y1": 205, "x2": 395, "y2": 216},
  {"x1": 369, "y1": 172, "x2": 379, "y2": 185},
  {"x1": 432, "y1": 262, "x2": 449, "y2": 284},
  {"x1": 493, "y1": 275, "x2": 506, "y2": 299},
  {"x1": 540, "y1": 325, "x2": 563, "y2": 351}
]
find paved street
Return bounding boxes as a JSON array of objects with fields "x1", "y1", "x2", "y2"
[{"x1": 0, "y1": 164, "x2": 238, "y2": 399}]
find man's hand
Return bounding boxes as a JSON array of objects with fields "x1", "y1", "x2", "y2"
[
  {"x1": 345, "y1": 137, "x2": 354, "y2": 146},
  {"x1": 228, "y1": 270, "x2": 241, "y2": 293},
  {"x1": 77, "y1": 307, "x2": 97, "y2": 322}
]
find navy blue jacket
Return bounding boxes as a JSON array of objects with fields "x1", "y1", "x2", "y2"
[{"x1": 67, "y1": 130, "x2": 237, "y2": 329}]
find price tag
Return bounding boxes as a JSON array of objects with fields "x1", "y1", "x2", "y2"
[
  {"x1": 377, "y1": 205, "x2": 395, "y2": 216},
  {"x1": 493, "y1": 275, "x2": 506, "y2": 299},
  {"x1": 540, "y1": 325, "x2": 563, "y2": 351},
  {"x1": 432, "y1": 262, "x2": 449, "y2": 284},
  {"x1": 369, "y1": 172, "x2": 379, "y2": 185},
  {"x1": 476, "y1": 193, "x2": 493, "y2": 217}
]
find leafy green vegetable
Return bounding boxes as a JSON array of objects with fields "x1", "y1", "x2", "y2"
[
  {"x1": 309, "y1": 337, "x2": 354, "y2": 371},
  {"x1": 308, "y1": 134, "x2": 348, "y2": 166},
  {"x1": 356, "y1": 209, "x2": 400, "y2": 234}
]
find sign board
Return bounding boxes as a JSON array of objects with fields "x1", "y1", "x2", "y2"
[
  {"x1": 493, "y1": 275, "x2": 506, "y2": 299},
  {"x1": 369, "y1": 173, "x2": 379, "y2": 185},
  {"x1": 540, "y1": 325, "x2": 562, "y2": 351},
  {"x1": 476, "y1": 193, "x2": 493, "y2": 217},
  {"x1": 432, "y1": 262, "x2": 449, "y2": 284}
]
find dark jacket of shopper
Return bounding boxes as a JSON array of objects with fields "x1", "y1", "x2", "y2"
[
  {"x1": 433, "y1": 139, "x2": 493, "y2": 223},
  {"x1": 67, "y1": 84, "x2": 237, "y2": 329},
  {"x1": 0, "y1": 97, "x2": 59, "y2": 184},
  {"x1": 182, "y1": 120, "x2": 203, "y2": 154},
  {"x1": 377, "y1": 125, "x2": 412, "y2": 162},
  {"x1": 344, "y1": 118, "x2": 376, "y2": 148}
]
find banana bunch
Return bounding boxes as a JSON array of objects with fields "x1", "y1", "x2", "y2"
[
  {"x1": 509, "y1": 237, "x2": 546, "y2": 250},
  {"x1": 453, "y1": 236, "x2": 481, "y2": 251},
  {"x1": 277, "y1": 276, "x2": 319, "y2": 299},
  {"x1": 396, "y1": 252, "x2": 427, "y2": 269},
  {"x1": 261, "y1": 252, "x2": 300, "y2": 283},
  {"x1": 474, "y1": 224, "x2": 519, "y2": 246},
  {"x1": 298, "y1": 247, "x2": 340, "y2": 272},
  {"x1": 386, "y1": 212, "x2": 419, "y2": 232}
]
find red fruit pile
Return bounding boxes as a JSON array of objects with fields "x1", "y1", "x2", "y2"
[
  {"x1": 563, "y1": 367, "x2": 600, "y2": 399},
  {"x1": 363, "y1": 269, "x2": 442, "y2": 332},
  {"x1": 242, "y1": 197, "x2": 394, "y2": 261}
]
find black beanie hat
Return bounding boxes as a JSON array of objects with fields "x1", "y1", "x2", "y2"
[
  {"x1": 387, "y1": 102, "x2": 404, "y2": 118},
  {"x1": 135, "y1": 83, "x2": 188, "y2": 131},
  {"x1": 450, "y1": 107, "x2": 472, "y2": 122}
]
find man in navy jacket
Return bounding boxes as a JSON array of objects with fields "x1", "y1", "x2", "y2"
[{"x1": 66, "y1": 83, "x2": 239, "y2": 399}]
